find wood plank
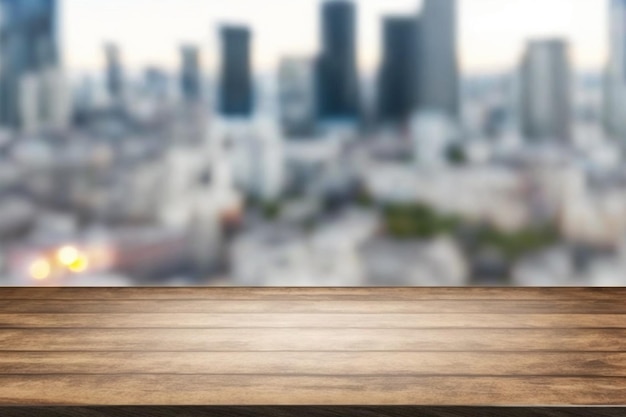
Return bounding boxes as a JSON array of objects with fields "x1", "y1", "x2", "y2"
[
  {"x1": 1, "y1": 407, "x2": 625, "y2": 417},
  {"x1": 2, "y1": 287, "x2": 625, "y2": 301},
  {"x1": 0, "y1": 299, "x2": 625, "y2": 314},
  {"x1": 1, "y1": 313, "x2": 625, "y2": 329},
  {"x1": 1, "y1": 351, "x2": 626, "y2": 377},
  {"x1": 1, "y1": 328, "x2": 626, "y2": 352},
  {"x1": 1, "y1": 288, "x2": 625, "y2": 408},
  {"x1": 0, "y1": 375, "x2": 625, "y2": 406}
]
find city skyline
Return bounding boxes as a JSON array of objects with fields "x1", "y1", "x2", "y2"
[
  {"x1": 3, "y1": 0, "x2": 626, "y2": 289},
  {"x1": 61, "y1": 0, "x2": 608, "y2": 77}
]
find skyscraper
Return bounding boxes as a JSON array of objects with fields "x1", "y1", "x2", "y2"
[
  {"x1": 418, "y1": 0, "x2": 459, "y2": 119},
  {"x1": 104, "y1": 43, "x2": 124, "y2": 102},
  {"x1": 219, "y1": 26, "x2": 253, "y2": 117},
  {"x1": 0, "y1": 0, "x2": 59, "y2": 129},
  {"x1": 520, "y1": 39, "x2": 572, "y2": 142},
  {"x1": 605, "y1": 0, "x2": 626, "y2": 139},
  {"x1": 181, "y1": 45, "x2": 202, "y2": 102},
  {"x1": 143, "y1": 66, "x2": 169, "y2": 99},
  {"x1": 317, "y1": 0, "x2": 359, "y2": 120},
  {"x1": 278, "y1": 57, "x2": 316, "y2": 137},
  {"x1": 378, "y1": 16, "x2": 419, "y2": 124}
]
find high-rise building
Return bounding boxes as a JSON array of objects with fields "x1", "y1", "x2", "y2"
[
  {"x1": 36, "y1": 64, "x2": 70, "y2": 132},
  {"x1": 605, "y1": 0, "x2": 626, "y2": 139},
  {"x1": 378, "y1": 16, "x2": 419, "y2": 124},
  {"x1": 0, "y1": 0, "x2": 62, "y2": 130},
  {"x1": 317, "y1": 0, "x2": 359, "y2": 120},
  {"x1": 104, "y1": 43, "x2": 124, "y2": 102},
  {"x1": 143, "y1": 66, "x2": 169, "y2": 100},
  {"x1": 219, "y1": 26, "x2": 253, "y2": 117},
  {"x1": 520, "y1": 39, "x2": 572, "y2": 142},
  {"x1": 418, "y1": 0, "x2": 459, "y2": 119},
  {"x1": 181, "y1": 45, "x2": 201, "y2": 102},
  {"x1": 278, "y1": 57, "x2": 316, "y2": 137}
]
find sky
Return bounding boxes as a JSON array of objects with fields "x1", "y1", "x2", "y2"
[{"x1": 60, "y1": 0, "x2": 609, "y2": 77}]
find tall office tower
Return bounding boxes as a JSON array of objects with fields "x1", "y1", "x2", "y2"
[
  {"x1": 317, "y1": 0, "x2": 359, "y2": 120},
  {"x1": 104, "y1": 43, "x2": 124, "y2": 102},
  {"x1": 219, "y1": 26, "x2": 253, "y2": 117},
  {"x1": 419, "y1": 0, "x2": 459, "y2": 119},
  {"x1": 605, "y1": 0, "x2": 626, "y2": 139},
  {"x1": 278, "y1": 57, "x2": 316, "y2": 137},
  {"x1": 181, "y1": 45, "x2": 202, "y2": 102},
  {"x1": 0, "y1": 0, "x2": 62, "y2": 130},
  {"x1": 143, "y1": 67, "x2": 169, "y2": 99},
  {"x1": 378, "y1": 16, "x2": 419, "y2": 124},
  {"x1": 520, "y1": 39, "x2": 572, "y2": 142}
]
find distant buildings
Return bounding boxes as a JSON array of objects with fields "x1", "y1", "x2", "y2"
[
  {"x1": 0, "y1": 197, "x2": 36, "y2": 240},
  {"x1": 104, "y1": 43, "x2": 125, "y2": 103},
  {"x1": 418, "y1": 0, "x2": 459, "y2": 119},
  {"x1": 180, "y1": 45, "x2": 202, "y2": 103},
  {"x1": 317, "y1": 1, "x2": 360, "y2": 121},
  {"x1": 209, "y1": 117, "x2": 285, "y2": 202},
  {"x1": 0, "y1": 0, "x2": 69, "y2": 132},
  {"x1": 143, "y1": 66, "x2": 169, "y2": 100},
  {"x1": 410, "y1": 111, "x2": 457, "y2": 167},
  {"x1": 520, "y1": 39, "x2": 572, "y2": 142},
  {"x1": 362, "y1": 162, "x2": 532, "y2": 232},
  {"x1": 605, "y1": 0, "x2": 626, "y2": 139},
  {"x1": 513, "y1": 245, "x2": 626, "y2": 287},
  {"x1": 360, "y1": 237, "x2": 468, "y2": 286},
  {"x1": 278, "y1": 57, "x2": 316, "y2": 137},
  {"x1": 231, "y1": 209, "x2": 376, "y2": 286},
  {"x1": 219, "y1": 26, "x2": 253, "y2": 117},
  {"x1": 378, "y1": 16, "x2": 419, "y2": 124}
]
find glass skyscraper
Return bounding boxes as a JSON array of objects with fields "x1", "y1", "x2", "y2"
[
  {"x1": 520, "y1": 39, "x2": 572, "y2": 142},
  {"x1": 0, "y1": 0, "x2": 58, "y2": 128},
  {"x1": 219, "y1": 26, "x2": 253, "y2": 117},
  {"x1": 317, "y1": 0, "x2": 359, "y2": 121},
  {"x1": 181, "y1": 45, "x2": 202, "y2": 103},
  {"x1": 378, "y1": 16, "x2": 419, "y2": 123},
  {"x1": 104, "y1": 43, "x2": 124, "y2": 103},
  {"x1": 418, "y1": 0, "x2": 459, "y2": 119},
  {"x1": 605, "y1": 0, "x2": 626, "y2": 138}
]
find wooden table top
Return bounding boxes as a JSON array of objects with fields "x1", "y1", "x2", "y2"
[{"x1": 0, "y1": 287, "x2": 625, "y2": 407}]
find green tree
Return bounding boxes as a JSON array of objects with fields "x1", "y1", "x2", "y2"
[
  {"x1": 446, "y1": 143, "x2": 467, "y2": 166},
  {"x1": 383, "y1": 203, "x2": 461, "y2": 239},
  {"x1": 475, "y1": 226, "x2": 559, "y2": 261},
  {"x1": 262, "y1": 201, "x2": 282, "y2": 221}
]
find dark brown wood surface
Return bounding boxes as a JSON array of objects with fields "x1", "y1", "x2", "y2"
[{"x1": 0, "y1": 288, "x2": 625, "y2": 408}]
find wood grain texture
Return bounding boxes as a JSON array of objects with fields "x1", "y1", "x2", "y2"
[
  {"x1": 3, "y1": 313, "x2": 626, "y2": 328},
  {"x1": 1, "y1": 299, "x2": 625, "y2": 314},
  {"x1": 2, "y1": 328, "x2": 626, "y2": 352},
  {"x1": 2, "y1": 287, "x2": 626, "y2": 300},
  {"x1": 2, "y1": 375, "x2": 626, "y2": 405},
  {"x1": 2, "y1": 351, "x2": 626, "y2": 376},
  {"x1": 0, "y1": 407, "x2": 624, "y2": 417},
  {"x1": 0, "y1": 288, "x2": 624, "y2": 408}
]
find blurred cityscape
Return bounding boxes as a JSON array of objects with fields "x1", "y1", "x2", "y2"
[{"x1": 0, "y1": 0, "x2": 625, "y2": 287}]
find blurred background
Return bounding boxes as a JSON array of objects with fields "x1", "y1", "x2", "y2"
[{"x1": 0, "y1": 0, "x2": 625, "y2": 287}]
